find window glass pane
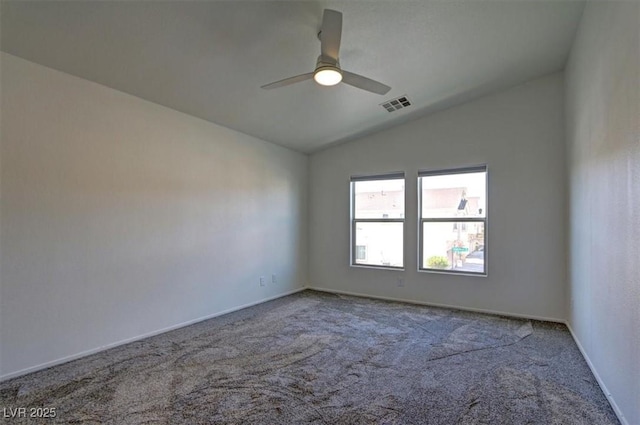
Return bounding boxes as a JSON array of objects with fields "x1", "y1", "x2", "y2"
[
  {"x1": 422, "y1": 221, "x2": 485, "y2": 273},
  {"x1": 421, "y1": 172, "x2": 486, "y2": 218},
  {"x1": 354, "y1": 222, "x2": 403, "y2": 267},
  {"x1": 354, "y1": 179, "x2": 404, "y2": 219}
]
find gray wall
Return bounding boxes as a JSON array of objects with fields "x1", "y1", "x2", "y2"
[
  {"x1": 309, "y1": 73, "x2": 566, "y2": 321},
  {"x1": 0, "y1": 53, "x2": 308, "y2": 379},
  {"x1": 565, "y1": 2, "x2": 639, "y2": 424}
]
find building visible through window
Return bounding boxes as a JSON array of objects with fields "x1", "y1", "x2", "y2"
[{"x1": 355, "y1": 245, "x2": 367, "y2": 260}]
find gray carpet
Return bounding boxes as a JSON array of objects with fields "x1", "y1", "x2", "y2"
[{"x1": 0, "y1": 290, "x2": 619, "y2": 424}]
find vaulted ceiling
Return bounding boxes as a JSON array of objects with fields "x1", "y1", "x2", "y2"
[{"x1": 1, "y1": 1, "x2": 584, "y2": 153}]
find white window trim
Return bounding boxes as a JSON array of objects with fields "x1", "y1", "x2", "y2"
[
  {"x1": 350, "y1": 172, "x2": 405, "y2": 270},
  {"x1": 418, "y1": 165, "x2": 488, "y2": 276}
]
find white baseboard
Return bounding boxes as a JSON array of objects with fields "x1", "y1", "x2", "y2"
[
  {"x1": 565, "y1": 323, "x2": 629, "y2": 425},
  {"x1": 0, "y1": 287, "x2": 307, "y2": 382},
  {"x1": 309, "y1": 286, "x2": 565, "y2": 323}
]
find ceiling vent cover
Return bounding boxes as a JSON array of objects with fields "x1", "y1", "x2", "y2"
[{"x1": 381, "y1": 95, "x2": 411, "y2": 112}]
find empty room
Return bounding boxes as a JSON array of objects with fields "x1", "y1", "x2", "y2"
[{"x1": 0, "y1": 1, "x2": 638, "y2": 424}]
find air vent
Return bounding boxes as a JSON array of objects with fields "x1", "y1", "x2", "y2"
[{"x1": 381, "y1": 95, "x2": 411, "y2": 112}]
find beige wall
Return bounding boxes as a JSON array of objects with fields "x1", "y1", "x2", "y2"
[
  {"x1": 565, "y1": 2, "x2": 640, "y2": 424},
  {"x1": 0, "y1": 53, "x2": 308, "y2": 378},
  {"x1": 310, "y1": 73, "x2": 566, "y2": 321}
]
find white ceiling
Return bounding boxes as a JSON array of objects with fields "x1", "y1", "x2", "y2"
[{"x1": 1, "y1": 1, "x2": 584, "y2": 153}]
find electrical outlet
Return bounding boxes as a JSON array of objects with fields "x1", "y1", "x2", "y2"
[
  {"x1": 397, "y1": 277, "x2": 405, "y2": 287},
  {"x1": 271, "y1": 274, "x2": 277, "y2": 284},
  {"x1": 259, "y1": 276, "x2": 266, "y2": 287}
]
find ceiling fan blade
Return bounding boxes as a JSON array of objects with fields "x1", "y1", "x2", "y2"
[
  {"x1": 320, "y1": 9, "x2": 342, "y2": 61},
  {"x1": 261, "y1": 72, "x2": 314, "y2": 90},
  {"x1": 342, "y1": 70, "x2": 391, "y2": 95}
]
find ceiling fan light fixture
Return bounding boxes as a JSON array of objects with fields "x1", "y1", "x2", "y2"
[
  {"x1": 261, "y1": 9, "x2": 390, "y2": 94},
  {"x1": 314, "y1": 67, "x2": 342, "y2": 86}
]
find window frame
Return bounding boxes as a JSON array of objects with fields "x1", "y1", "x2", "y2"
[
  {"x1": 418, "y1": 165, "x2": 488, "y2": 276},
  {"x1": 350, "y1": 172, "x2": 405, "y2": 270}
]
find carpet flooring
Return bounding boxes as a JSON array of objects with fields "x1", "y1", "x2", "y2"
[{"x1": 0, "y1": 290, "x2": 619, "y2": 424}]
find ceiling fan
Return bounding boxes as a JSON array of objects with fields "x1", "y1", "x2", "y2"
[{"x1": 261, "y1": 9, "x2": 391, "y2": 95}]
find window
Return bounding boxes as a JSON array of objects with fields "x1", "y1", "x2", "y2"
[
  {"x1": 351, "y1": 173, "x2": 404, "y2": 268},
  {"x1": 419, "y1": 166, "x2": 487, "y2": 275}
]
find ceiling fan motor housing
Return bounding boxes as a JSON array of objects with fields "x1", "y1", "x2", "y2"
[{"x1": 315, "y1": 55, "x2": 340, "y2": 71}]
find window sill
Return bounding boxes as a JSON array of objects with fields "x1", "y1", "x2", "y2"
[
  {"x1": 350, "y1": 264, "x2": 405, "y2": 272},
  {"x1": 418, "y1": 268, "x2": 488, "y2": 278}
]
